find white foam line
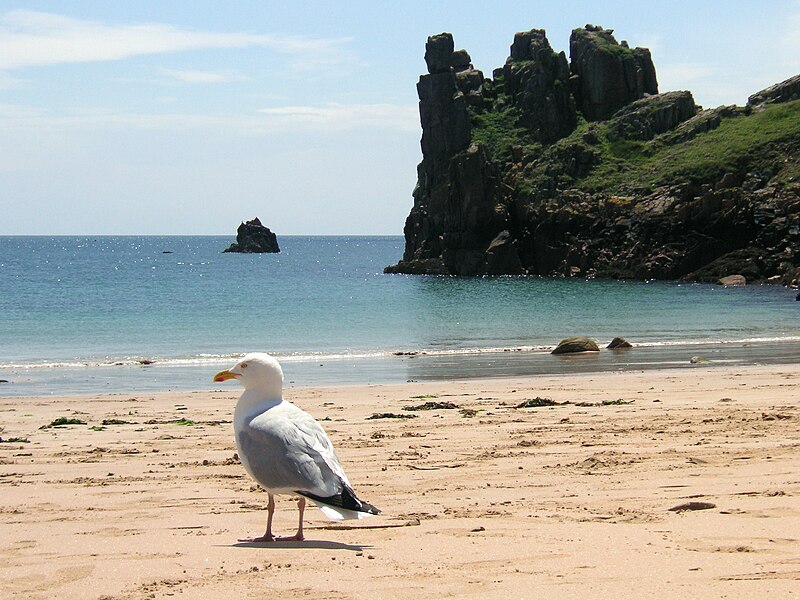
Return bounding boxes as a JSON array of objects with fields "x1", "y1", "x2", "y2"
[{"x1": 2, "y1": 336, "x2": 799, "y2": 370}]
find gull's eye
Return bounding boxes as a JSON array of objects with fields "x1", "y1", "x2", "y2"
[{"x1": 241, "y1": 362, "x2": 248, "y2": 369}]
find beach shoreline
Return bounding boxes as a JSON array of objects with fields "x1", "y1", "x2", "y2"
[
  {"x1": 3, "y1": 338, "x2": 800, "y2": 398},
  {"x1": 1, "y1": 363, "x2": 799, "y2": 598}
]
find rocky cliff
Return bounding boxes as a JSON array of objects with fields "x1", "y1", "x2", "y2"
[{"x1": 386, "y1": 26, "x2": 800, "y2": 286}]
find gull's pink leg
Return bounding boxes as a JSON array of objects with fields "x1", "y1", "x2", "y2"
[
  {"x1": 275, "y1": 497, "x2": 306, "y2": 542},
  {"x1": 239, "y1": 493, "x2": 276, "y2": 542}
]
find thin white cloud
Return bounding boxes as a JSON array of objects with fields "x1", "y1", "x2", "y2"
[
  {"x1": 783, "y1": 7, "x2": 800, "y2": 67},
  {"x1": 625, "y1": 33, "x2": 661, "y2": 54},
  {"x1": 657, "y1": 62, "x2": 714, "y2": 90},
  {"x1": 257, "y1": 103, "x2": 419, "y2": 132},
  {"x1": 159, "y1": 67, "x2": 248, "y2": 84},
  {"x1": 657, "y1": 62, "x2": 750, "y2": 107},
  {"x1": 0, "y1": 9, "x2": 353, "y2": 71},
  {"x1": 0, "y1": 103, "x2": 45, "y2": 118},
  {"x1": 0, "y1": 102, "x2": 420, "y2": 135},
  {"x1": 0, "y1": 71, "x2": 27, "y2": 89}
]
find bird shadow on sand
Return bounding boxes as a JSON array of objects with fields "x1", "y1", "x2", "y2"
[{"x1": 227, "y1": 540, "x2": 371, "y2": 551}]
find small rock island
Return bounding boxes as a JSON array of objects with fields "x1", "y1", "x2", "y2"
[{"x1": 223, "y1": 218, "x2": 280, "y2": 253}]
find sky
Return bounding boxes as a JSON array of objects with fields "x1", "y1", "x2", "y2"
[{"x1": 1, "y1": 1, "x2": 798, "y2": 235}]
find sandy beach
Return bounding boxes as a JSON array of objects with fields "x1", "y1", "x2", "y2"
[{"x1": 1, "y1": 364, "x2": 798, "y2": 599}]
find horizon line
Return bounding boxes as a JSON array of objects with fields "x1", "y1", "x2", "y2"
[{"x1": 0, "y1": 232, "x2": 405, "y2": 237}]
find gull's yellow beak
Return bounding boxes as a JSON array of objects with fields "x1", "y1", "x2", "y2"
[{"x1": 213, "y1": 369, "x2": 238, "y2": 383}]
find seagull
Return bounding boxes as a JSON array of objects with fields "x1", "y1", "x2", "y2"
[{"x1": 213, "y1": 352, "x2": 380, "y2": 542}]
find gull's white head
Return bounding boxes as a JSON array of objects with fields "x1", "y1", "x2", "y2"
[{"x1": 213, "y1": 352, "x2": 284, "y2": 398}]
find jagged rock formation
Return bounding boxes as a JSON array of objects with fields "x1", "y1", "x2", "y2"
[
  {"x1": 223, "y1": 218, "x2": 280, "y2": 253},
  {"x1": 399, "y1": 33, "x2": 515, "y2": 275},
  {"x1": 605, "y1": 91, "x2": 696, "y2": 141},
  {"x1": 501, "y1": 29, "x2": 577, "y2": 144},
  {"x1": 569, "y1": 25, "x2": 658, "y2": 121},
  {"x1": 748, "y1": 73, "x2": 800, "y2": 107},
  {"x1": 386, "y1": 25, "x2": 800, "y2": 286}
]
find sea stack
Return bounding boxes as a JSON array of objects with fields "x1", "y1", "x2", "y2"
[{"x1": 223, "y1": 218, "x2": 280, "y2": 253}]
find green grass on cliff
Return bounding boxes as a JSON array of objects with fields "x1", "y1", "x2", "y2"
[
  {"x1": 577, "y1": 99, "x2": 800, "y2": 193},
  {"x1": 571, "y1": 27, "x2": 636, "y2": 60},
  {"x1": 644, "y1": 100, "x2": 800, "y2": 185},
  {"x1": 469, "y1": 106, "x2": 530, "y2": 164},
  {"x1": 469, "y1": 95, "x2": 800, "y2": 197}
]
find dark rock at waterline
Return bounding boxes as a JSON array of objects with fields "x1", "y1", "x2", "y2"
[
  {"x1": 689, "y1": 248, "x2": 766, "y2": 284},
  {"x1": 552, "y1": 336, "x2": 600, "y2": 354},
  {"x1": 223, "y1": 218, "x2": 280, "y2": 253},
  {"x1": 0, "y1": 379, "x2": 9, "y2": 383},
  {"x1": 607, "y1": 337, "x2": 633, "y2": 349}
]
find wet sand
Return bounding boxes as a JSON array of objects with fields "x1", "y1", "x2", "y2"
[{"x1": 1, "y1": 364, "x2": 798, "y2": 599}]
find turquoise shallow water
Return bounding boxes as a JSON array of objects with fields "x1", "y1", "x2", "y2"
[{"x1": 1, "y1": 235, "x2": 798, "y2": 396}]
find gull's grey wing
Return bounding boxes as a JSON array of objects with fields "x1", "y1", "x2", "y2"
[{"x1": 237, "y1": 405, "x2": 344, "y2": 497}]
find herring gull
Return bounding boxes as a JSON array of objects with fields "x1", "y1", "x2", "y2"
[{"x1": 213, "y1": 352, "x2": 380, "y2": 542}]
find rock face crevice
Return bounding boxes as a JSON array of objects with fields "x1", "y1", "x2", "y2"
[{"x1": 386, "y1": 25, "x2": 800, "y2": 286}]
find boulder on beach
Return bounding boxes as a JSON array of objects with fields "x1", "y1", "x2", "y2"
[
  {"x1": 551, "y1": 336, "x2": 600, "y2": 355},
  {"x1": 223, "y1": 218, "x2": 280, "y2": 253},
  {"x1": 607, "y1": 336, "x2": 633, "y2": 349}
]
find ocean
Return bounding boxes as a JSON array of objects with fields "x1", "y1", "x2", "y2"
[{"x1": 1, "y1": 235, "x2": 798, "y2": 397}]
